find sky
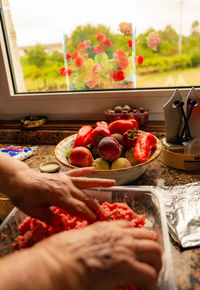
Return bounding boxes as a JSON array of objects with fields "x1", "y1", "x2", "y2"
[{"x1": 5, "y1": 0, "x2": 200, "y2": 46}]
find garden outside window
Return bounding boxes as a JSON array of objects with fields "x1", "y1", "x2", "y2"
[{"x1": 0, "y1": 0, "x2": 200, "y2": 121}]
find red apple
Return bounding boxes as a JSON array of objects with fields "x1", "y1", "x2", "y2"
[
  {"x1": 69, "y1": 147, "x2": 93, "y2": 167},
  {"x1": 98, "y1": 137, "x2": 121, "y2": 161}
]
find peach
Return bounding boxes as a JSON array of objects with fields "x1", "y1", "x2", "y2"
[
  {"x1": 98, "y1": 137, "x2": 121, "y2": 162},
  {"x1": 69, "y1": 147, "x2": 93, "y2": 167}
]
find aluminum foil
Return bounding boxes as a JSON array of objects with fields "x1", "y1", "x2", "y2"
[
  {"x1": 130, "y1": 183, "x2": 200, "y2": 248},
  {"x1": 160, "y1": 182, "x2": 200, "y2": 248}
]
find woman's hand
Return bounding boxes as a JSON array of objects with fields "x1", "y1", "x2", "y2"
[
  {"x1": 1, "y1": 154, "x2": 115, "y2": 223},
  {"x1": 10, "y1": 166, "x2": 115, "y2": 223},
  {"x1": 34, "y1": 220, "x2": 162, "y2": 290}
]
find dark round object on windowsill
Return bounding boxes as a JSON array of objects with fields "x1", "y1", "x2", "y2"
[{"x1": 20, "y1": 115, "x2": 47, "y2": 130}]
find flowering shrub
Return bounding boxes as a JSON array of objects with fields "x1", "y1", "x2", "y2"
[
  {"x1": 147, "y1": 32, "x2": 161, "y2": 51},
  {"x1": 60, "y1": 23, "x2": 160, "y2": 90}
]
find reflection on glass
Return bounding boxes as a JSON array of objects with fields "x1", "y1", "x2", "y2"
[{"x1": 1, "y1": 0, "x2": 200, "y2": 93}]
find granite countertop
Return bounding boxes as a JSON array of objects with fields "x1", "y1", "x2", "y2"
[
  {"x1": 0, "y1": 121, "x2": 199, "y2": 290},
  {"x1": 19, "y1": 144, "x2": 199, "y2": 290}
]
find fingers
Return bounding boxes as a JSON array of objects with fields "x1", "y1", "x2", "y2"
[
  {"x1": 51, "y1": 192, "x2": 98, "y2": 223},
  {"x1": 110, "y1": 254, "x2": 158, "y2": 290},
  {"x1": 70, "y1": 176, "x2": 116, "y2": 189},
  {"x1": 124, "y1": 227, "x2": 158, "y2": 241},
  {"x1": 110, "y1": 221, "x2": 158, "y2": 241},
  {"x1": 129, "y1": 259, "x2": 158, "y2": 290},
  {"x1": 62, "y1": 197, "x2": 97, "y2": 222},
  {"x1": 70, "y1": 188, "x2": 100, "y2": 212},
  {"x1": 134, "y1": 240, "x2": 162, "y2": 274},
  {"x1": 64, "y1": 167, "x2": 116, "y2": 188},
  {"x1": 65, "y1": 167, "x2": 95, "y2": 177},
  {"x1": 50, "y1": 179, "x2": 100, "y2": 215},
  {"x1": 109, "y1": 222, "x2": 162, "y2": 274}
]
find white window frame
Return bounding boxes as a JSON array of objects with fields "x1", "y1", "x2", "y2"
[{"x1": 0, "y1": 6, "x2": 198, "y2": 122}]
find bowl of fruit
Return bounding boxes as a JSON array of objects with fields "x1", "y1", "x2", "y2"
[
  {"x1": 55, "y1": 119, "x2": 162, "y2": 185},
  {"x1": 104, "y1": 105, "x2": 149, "y2": 127}
]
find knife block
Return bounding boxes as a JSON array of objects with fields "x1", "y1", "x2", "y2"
[{"x1": 160, "y1": 138, "x2": 200, "y2": 170}]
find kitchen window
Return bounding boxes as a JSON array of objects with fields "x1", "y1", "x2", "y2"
[{"x1": 0, "y1": 0, "x2": 199, "y2": 121}]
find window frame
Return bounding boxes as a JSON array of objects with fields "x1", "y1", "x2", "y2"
[{"x1": 0, "y1": 5, "x2": 199, "y2": 122}]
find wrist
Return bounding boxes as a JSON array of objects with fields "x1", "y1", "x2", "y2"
[
  {"x1": 33, "y1": 245, "x2": 88, "y2": 290},
  {"x1": 5, "y1": 166, "x2": 33, "y2": 200}
]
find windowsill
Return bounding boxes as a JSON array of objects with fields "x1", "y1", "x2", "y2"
[
  {"x1": 0, "y1": 120, "x2": 165, "y2": 130},
  {"x1": 0, "y1": 120, "x2": 165, "y2": 145}
]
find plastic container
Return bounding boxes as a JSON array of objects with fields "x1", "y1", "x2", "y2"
[
  {"x1": 160, "y1": 138, "x2": 200, "y2": 170},
  {"x1": 0, "y1": 196, "x2": 14, "y2": 221},
  {"x1": 39, "y1": 161, "x2": 60, "y2": 173},
  {"x1": 184, "y1": 138, "x2": 200, "y2": 154},
  {"x1": 104, "y1": 109, "x2": 149, "y2": 126},
  {"x1": 0, "y1": 186, "x2": 176, "y2": 290}
]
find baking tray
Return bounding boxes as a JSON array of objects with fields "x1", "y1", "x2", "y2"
[{"x1": 0, "y1": 186, "x2": 177, "y2": 290}]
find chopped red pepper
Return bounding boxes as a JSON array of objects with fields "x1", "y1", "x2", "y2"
[
  {"x1": 122, "y1": 127, "x2": 141, "y2": 148},
  {"x1": 134, "y1": 133, "x2": 157, "y2": 163},
  {"x1": 95, "y1": 121, "x2": 109, "y2": 128},
  {"x1": 73, "y1": 125, "x2": 93, "y2": 148},
  {"x1": 108, "y1": 119, "x2": 139, "y2": 135},
  {"x1": 90, "y1": 122, "x2": 111, "y2": 147}
]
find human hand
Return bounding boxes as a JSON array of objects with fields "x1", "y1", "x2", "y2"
[
  {"x1": 35, "y1": 220, "x2": 162, "y2": 290},
  {"x1": 9, "y1": 166, "x2": 115, "y2": 223}
]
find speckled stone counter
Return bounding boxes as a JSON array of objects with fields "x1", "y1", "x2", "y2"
[
  {"x1": 0, "y1": 142, "x2": 200, "y2": 289},
  {"x1": 22, "y1": 145, "x2": 200, "y2": 290}
]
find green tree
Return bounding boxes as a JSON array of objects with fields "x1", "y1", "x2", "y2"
[
  {"x1": 159, "y1": 25, "x2": 178, "y2": 43},
  {"x1": 191, "y1": 20, "x2": 200, "y2": 37},
  {"x1": 50, "y1": 51, "x2": 63, "y2": 63},
  {"x1": 27, "y1": 44, "x2": 47, "y2": 67}
]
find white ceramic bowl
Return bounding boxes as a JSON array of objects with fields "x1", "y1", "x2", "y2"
[{"x1": 55, "y1": 134, "x2": 162, "y2": 185}]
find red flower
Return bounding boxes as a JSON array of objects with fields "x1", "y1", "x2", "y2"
[
  {"x1": 110, "y1": 72, "x2": 114, "y2": 79},
  {"x1": 59, "y1": 67, "x2": 74, "y2": 76},
  {"x1": 75, "y1": 56, "x2": 84, "y2": 67},
  {"x1": 118, "y1": 57, "x2": 129, "y2": 69},
  {"x1": 93, "y1": 45, "x2": 104, "y2": 54},
  {"x1": 77, "y1": 42, "x2": 86, "y2": 50},
  {"x1": 66, "y1": 69, "x2": 73, "y2": 76},
  {"x1": 71, "y1": 51, "x2": 78, "y2": 59},
  {"x1": 127, "y1": 39, "x2": 132, "y2": 48},
  {"x1": 59, "y1": 67, "x2": 67, "y2": 76},
  {"x1": 137, "y1": 55, "x2": 144, "y2": 65},
  {"x1": 114, "y1": 49, "x2": 126, "y2": 59},
  {"x1": 101, "y1": 38, "x2": 112, "y2": 47},
  {"x1": 83, "y1": 40, "x2": 91, "y2": 47},
  {"x1": 65, "y1": 53, "x2": 71, "y2": 59},
  {"x1": 96, "y1": 33, "x2": 105, "y2": 41},
  {"x1": 92, "y1": 64, "x2": 102, "y2": 74},
  {"x1": 85, "y1": 76, "x2": 98, "y2": 89},
  {"x1": 113, "y1": 70, "x2": 125, "y2": 82}
]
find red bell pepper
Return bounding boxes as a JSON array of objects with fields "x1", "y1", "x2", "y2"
[
  {"x1": 95, "y1": 121, "x2": 109, "y2": 128},
  {"x1": 134, "y1": 132, "x2": 157, "y2": 163},
  {"x1": 122, "y1": 127, "x2": 141, "y2": 148},
  {"x1": 73, "y1": 125, "x2": 93, "y2": 148},
  {"x1": 90, "y1": 122, "x2": 111, "y2": 147},
  {"x1": 108, "y1": 119, "x2": 139, "y2": 135}
]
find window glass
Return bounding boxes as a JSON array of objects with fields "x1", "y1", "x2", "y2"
[{"x1": 1, "y1": 0, "x2": 200, "y2": 93}]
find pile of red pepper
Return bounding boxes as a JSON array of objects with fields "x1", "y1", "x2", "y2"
[{"x1": 68, "y1": 119, "x2": 157, "y2": 167}]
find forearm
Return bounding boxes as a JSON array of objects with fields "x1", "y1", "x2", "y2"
[
  {"x1": 0, "y1": 246, "x2": 85, "y2": 290},
  {"x1": 0, "y1": 152, "x2": 31, "y2": 198}
]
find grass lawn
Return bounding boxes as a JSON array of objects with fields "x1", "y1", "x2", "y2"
[
  {"x1": 23, "y1": 66, "x2": 200, "y2": 92},
  {"x1": 136, "y1": 66, "x2": 200, "y2": 88}
]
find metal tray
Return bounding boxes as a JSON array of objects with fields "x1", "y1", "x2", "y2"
[{"x1": 0, "y1": 186, "x2": 177, "y2": 290}]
